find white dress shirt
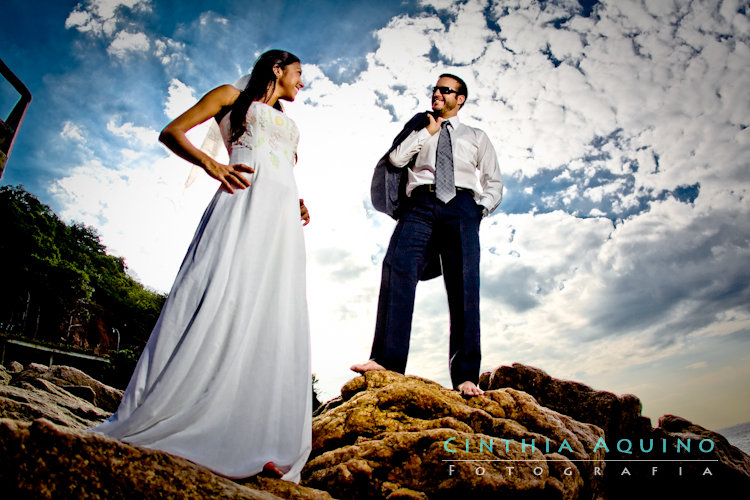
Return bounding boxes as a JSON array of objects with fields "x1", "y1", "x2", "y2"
[{"x1": 388, "y1": 115, "x2": 503, "y2": 214}]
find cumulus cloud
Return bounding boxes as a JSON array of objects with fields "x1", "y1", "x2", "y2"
[
  {"x1": 106, "y1": 119, "x2": 159, "y2": 145},
  {"x1": 65, "y1": 0, "x2": 185, "y2": 68},
  {"x1": 164, "y1": 79, "x2": 197, "y2": 119},
  {"x1": 65, "y1": 0, "x2": 151, "y2": 37},
  {"x1": 106, "y1": 31, "x2": 150, "y2": 59},
  {"x1": 153, "y1": 38, "x2": 187, "y2": 67}
]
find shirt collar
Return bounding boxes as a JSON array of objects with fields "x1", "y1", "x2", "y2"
[{"x1": 443, "y1": 114, "x2": 461, "y2": 129}]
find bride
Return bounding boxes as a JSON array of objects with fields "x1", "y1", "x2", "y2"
[{"x1": 90, "y1": 50, "x2": 312, "y2": 482}]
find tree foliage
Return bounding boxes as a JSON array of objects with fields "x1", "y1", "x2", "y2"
[{"x1": 0, "y1": 185, "x2": 165, "y2": 355}]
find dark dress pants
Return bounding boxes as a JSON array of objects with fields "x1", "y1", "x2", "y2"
[{"x1": 370, "y1": 189, "x2": 483, "y2": 388}]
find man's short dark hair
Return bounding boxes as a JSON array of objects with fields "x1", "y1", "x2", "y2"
[{"x1": 440, "y1": 73, "x2": 468, "y2": 105}]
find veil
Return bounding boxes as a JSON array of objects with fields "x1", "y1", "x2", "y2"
[{"x1": 185, "y1": 74, "x2": 251, "y2": 188}]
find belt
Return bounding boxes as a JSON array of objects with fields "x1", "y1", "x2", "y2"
[{"x1": 412, "y1": 184, "x2": 473, "y2": 195}]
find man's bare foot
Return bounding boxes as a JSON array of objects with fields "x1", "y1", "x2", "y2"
[
  {"x1": 350, "y1": 360, "x2": 386, "y2": 373},
  {"x1": 457, "y1": 381, "x2": 484, "y2": 396}
]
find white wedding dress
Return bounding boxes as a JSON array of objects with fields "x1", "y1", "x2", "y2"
[{"x1": 91, "y1": 101, "x2": 311, "y2": 482}]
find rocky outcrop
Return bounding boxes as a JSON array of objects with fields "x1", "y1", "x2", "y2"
[
  {"x1": 1, "y1": 360, "x2": 748, "y2": 499},
  {"x1": 659, "y1": 414, "x2": 750, "y2": 476},
  {"x1": 481, "y1": 363, "x2": 750, "y2": 498},
  {"x1": 0, "y1": 418, "x2": 282, "y2": 499},
  {"x1": 481, "y1": 363, "x2": 651, "y2": 443},
  {"x1": 0, "y1": 362, "x2": 331, "y2": 499},
  {"x1": 304, "y1": 370, "x2": 606, "y2": 499},
  {"x1": 12, "y1": 363, "x2": 123, "y2": 412},
  {"x1": 0, "y1": 362, "x2": 113, "y2": 428}
]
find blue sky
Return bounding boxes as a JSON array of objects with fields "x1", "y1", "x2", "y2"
[{"x1": 2, "y1": 0, "x2": 749, "y2": 430}]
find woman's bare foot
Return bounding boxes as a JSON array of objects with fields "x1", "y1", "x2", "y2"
[
  {"x1": 457, "y1": 381, "x2": 484, "y2": 396},
  {"x1": 262, "y1": 462, "x2": 285, "y2": 478},
  {"x1": 350, "y1": 360, "x2": 386, "y2": 373}
]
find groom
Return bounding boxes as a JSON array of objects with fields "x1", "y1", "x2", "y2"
[{"x1": 352, "y1": 74, "x2": 503, "y2": 396}]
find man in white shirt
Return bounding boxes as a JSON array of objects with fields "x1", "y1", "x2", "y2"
[{"x1": 352, "y1": 74, "x2": 503, "y2": 396}]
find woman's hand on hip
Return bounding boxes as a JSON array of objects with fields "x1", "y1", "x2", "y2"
[{"x1": 204, "y1": 159, "x2": 254, "y2": 194}]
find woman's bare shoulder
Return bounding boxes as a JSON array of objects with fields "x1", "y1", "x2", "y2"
[{"x1": 202, "y1": 84, "x2": 242, "y2": 107}]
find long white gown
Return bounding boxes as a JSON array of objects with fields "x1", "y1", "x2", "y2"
[{"x1": 91, "y1": 101, "x2": 312, "y2": 482}]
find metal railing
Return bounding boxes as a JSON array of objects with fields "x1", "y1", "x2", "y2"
[{"x1": 0, "y1": 57, "x2": 32, "y2": 179}]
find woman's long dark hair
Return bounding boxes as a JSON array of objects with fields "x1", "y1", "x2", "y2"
[{"x1": 228, "y1": 49, "x2": 300, "y2": 142}]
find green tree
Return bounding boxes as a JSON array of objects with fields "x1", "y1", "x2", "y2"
[{"x1": 0, "y1": 185, "x2": 165, "y2": 356}]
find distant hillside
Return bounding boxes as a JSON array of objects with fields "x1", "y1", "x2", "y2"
[{"x1": 0, "y1": 185, "x2": 165, "y2": 362}]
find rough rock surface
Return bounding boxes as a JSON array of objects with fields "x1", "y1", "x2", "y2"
[
  {"x1": 481, "y1": 363, "x2": 750, "y2": 498},
  {"x1": 240, "y1": 477, "x2": 335, "y2": 500},
  {"x1": 2, "y1": 360, "x2": 748, "y2": 499},
  {"x1": 0, "y1": 363, "x2": 112, "y2": 428},
  {"x1": 303, "y1": 370, "x2": 606, "y2": 499},
  {"x1": 7, "y1": 361, "x2": 24, "y2": 373},
  {"x1": 0, "y1": 363, "x2": 331, "y2": 499},
  {"x1": 659, "y1": 414, "x2": 750, "y2": 477},
  {"x1": 0, "y1": 418, "x2": 283, "y2": 499},
  {"x1": 0, "y1": 364, "x2": 11, "y2": 385},
  {"x1": 13, "y1": 363, "x2": 123, "y2": 412},
  {"x1": 480, "y1": 363, "x2": 651, "y2": 442}
]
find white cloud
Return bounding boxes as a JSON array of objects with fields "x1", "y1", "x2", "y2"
[
  {"x1": 64, "y1": 10, "x2": 95, "y2": 33},
  {"x1": 107, "y1": 119, "x2": 159, "y2": 145},
  {"x1": 199, "y1": 11, "x2": 228, "y2": 25},
  {"x1": 164, "y1": 79, "x2": 197, "y2": 120},
  {"x1": 65, "y1": 0, "x2": 177, "y2": 67},
  {"x1": 65, "y1": 0, "x2": 151, "y2": 36},
  {"x1": 107, "y1": 31, "x2": 150, "y2": 59},
  {"x1": 153, "y1": 38, "x2": 187, "y2": 66},
  {"x1": 95, "y1": 0, "x2": 150, "y2": 19},
  {"x1": 431, "y1": 0, "x2": 493, "y2": 64},
  {"x1": 61, "y1": 121, "x2": 86, "y2": 143}
]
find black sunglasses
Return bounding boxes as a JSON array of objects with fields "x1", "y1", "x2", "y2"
[{"x1": 432, "y1": 86, "x2": 458, "y2": 95}]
